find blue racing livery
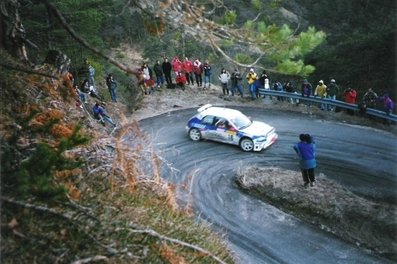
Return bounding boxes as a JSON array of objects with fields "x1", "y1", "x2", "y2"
[{"x1": 186, "y1": 104, "x2": 278, "y2": 151}]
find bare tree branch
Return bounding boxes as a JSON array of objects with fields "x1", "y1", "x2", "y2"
[
  {"x1": 206, "y1": 33, "x2": 279, "y2": 73},
  {"x1": 126, "y1": 226, "x2": 228, "y2": 264},
  {"x1": 39, "y1": 0, "x2": 142, "y2": 79},
  {"x1": 1, "y1": 196, "x2": 74, "y2": 220},
  {"x1": 71, "y1": 256, "x2": 108, "y2": 264},
  {"x1": 252, "y1": 12, "x2": 264, "y2": 22},
  {"x1": 0, "y1": 62, "x2": 57, "y2": 78}
]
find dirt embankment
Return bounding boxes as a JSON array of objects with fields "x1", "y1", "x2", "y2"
[{"x1": 235, "y1": 167, "x2": 397, "y2": 261}]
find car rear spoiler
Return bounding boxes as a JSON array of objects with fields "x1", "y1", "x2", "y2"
[{"x1": 197, "y1": 103, "x2": 212, "y2": 113}]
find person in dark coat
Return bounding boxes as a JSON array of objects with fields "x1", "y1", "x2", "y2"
[
  {"x1": 293, "y1": 134, "x2": 317, "y2": 187},
  {"x1": 106, "y1": 74, "x2": 118, "y2": 102},
  {"x1": 162, "y1": 57, "x2": 173, "y2": 86},
  {"x1": 153, "y1": 60, "x2": 164, "y2": 88}
]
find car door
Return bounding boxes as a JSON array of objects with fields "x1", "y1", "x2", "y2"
[
  {"x1": 214, "y1": 118, "x2": 237, "y2": 143},
  {"x1": 200, "y1": 115, "x2": 218, "y2": 140}
]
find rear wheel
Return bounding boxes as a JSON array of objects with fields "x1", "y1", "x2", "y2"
[
  {"x1": 240, "y1": 138, "x2": 254, "y2": 151},
  {"x1": 189, "y1": 128, "x2": 201, "y2": 141}
]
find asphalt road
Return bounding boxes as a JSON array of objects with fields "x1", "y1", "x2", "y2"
[{"x1": 139, "y1": 106, "x2": 397, "y2": 264}]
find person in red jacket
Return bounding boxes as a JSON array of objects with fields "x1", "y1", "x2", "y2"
[
  {"x1": 171, "y1": 56, "x2": 182, "y2": 75},
  {"x1": 175, "y1": 72, "x2": 187, "y2": 90},
  {"x1": 182, "y1": 57, "x2": 194, "y2": 85},
  {"x1": 343, "y1": 87, "x2": 357, "y2": 115},
  {"x1": 193, "y1": 58, "x2": 203, "y2": 87}
]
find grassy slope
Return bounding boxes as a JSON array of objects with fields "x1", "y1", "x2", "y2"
[{"x1": 0, "y1": 58, "x2": 234, "y2": 263}]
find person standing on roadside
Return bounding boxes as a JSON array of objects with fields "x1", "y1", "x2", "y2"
[
  {"x1": 203, "y1": 60, "x2": 212, "y2": 89},
  {"x1": 293, "y1": 134, "x2": 317, "y2": 188},
  {"x1": 326, "y1": 79, "x2": 339, "y2": 111},
  {"x1": 363, "y1": 88, "x2": 378, "y2": 109},
  {"x1": 301, "y1": 79, "x2": 313, "y2": 112},
  {"x1": 284, "y1": 80, "x2": 297, "y2": 104},
  {"x1": 382, "y1": 93, "x2": 394, "y2": 114},
  {"x1": 87, "y1": 62, "x2": 96, "y2": 89},
  {"x1": 193, "y1": 58, "x2": 203, "y2": 87},
  {"x1": 153, "y1": 60, "x2": 164, "y2": 88},
  {"x1": 231, "y1": 68, "x2": 244, "y2": 97},
  {"x1": 171, "y1": 56, "x2": 182, "y2": 76},
  {"x1": 382, "y1": 93, "x2": 395, "y2": 125},
  {"x1": 106, "y1": 73, "x2": 118, "y2": 102},
  {"x1": 218, "y1": 68, "x2": 231, "y2": 95},
  {"x1": 162, "y1": 57, "x2": 173, "y2": 86},
  {"x1": 246, "y1": 68, "x2": 258, "y2": 100},
  {"x1": 314, "y1": 80, "x2": 327, "y2": 110},
  {"x1": 182, "y1": 57, "x2": 194, "y2": 85},
  {"x1": 343, "y1": 87, "x2": 357, "y2": 115}
]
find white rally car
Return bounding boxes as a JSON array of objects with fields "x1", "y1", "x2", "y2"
[{"x1": 186, "y1": 104, "x2": 278, "y2": 151}]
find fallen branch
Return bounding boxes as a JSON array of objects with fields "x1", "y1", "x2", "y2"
[
  {"x1": 1, "y1": 196, "x2": 74, "y2": 221},
  {"x1": 0, "y1": 63, "x2": 57, "y2": 78},
  {"x1": 71, "y1": 255, "x2": 108, "y2": 264},
  {"x1": 65, "y1": 199, "x2": 100, "y2": 223}
]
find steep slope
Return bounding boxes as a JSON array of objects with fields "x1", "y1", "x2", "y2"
[{"x1": 0, "y1": 55, "x2": 234, "y2": 263}]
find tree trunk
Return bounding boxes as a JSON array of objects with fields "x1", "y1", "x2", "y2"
[{"x1": 0, "y1": 0, "x2": 30, "y2": 62}]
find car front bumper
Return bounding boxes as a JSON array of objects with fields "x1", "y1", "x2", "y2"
[{"x1": 253, "y1": 133, "x2": 278, "y2": 151}]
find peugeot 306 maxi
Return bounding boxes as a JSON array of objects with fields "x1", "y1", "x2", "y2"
[{"x1": 186, "y1": 104, "x2": 278, "y2": 151}]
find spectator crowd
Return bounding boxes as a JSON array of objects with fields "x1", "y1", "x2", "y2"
[{"x1": 65, "y1": 55, "x2": 395, "y2": 128}]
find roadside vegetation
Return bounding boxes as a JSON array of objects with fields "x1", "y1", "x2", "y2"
[{"x1": 0, "y1": 61, "x2": 234, "y2": 263}]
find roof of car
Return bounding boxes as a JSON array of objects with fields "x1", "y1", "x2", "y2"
[{"x1": 198, "y1": 105, "x2": 243, "y2": 119}]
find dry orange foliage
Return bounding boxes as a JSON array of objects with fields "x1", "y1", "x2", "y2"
[
  {"x1": 160, "y1": 243, "x2": 187, "y2": 264},
  {"x1": 25, "y1": 74, "x2": 60, "y2": 97},
  {"x1": 64, "y1": 182, "x2": 81, "y2": 201},
  {"x1": 164, "y1": 183, "x2": 178, "y2": 212},
  {"x1": 32, "y1": 109, "x2": 63, "y2": 124},
  {"x1": 55, "y1": 168, "x2": 82, "y2": 179},
  {"x1": 50, "y1": 123, "x2": 73, "y2": 138},
  {"x1": 143, "y1": 17, "x2": 166, "y2": 36},
  {"x1": 61, "y1": 74, "x2": 77, "y2": 101}
]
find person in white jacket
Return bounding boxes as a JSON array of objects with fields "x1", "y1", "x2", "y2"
[{"x1": 218, "y1": 68, "x2": 231, "y2": 95}]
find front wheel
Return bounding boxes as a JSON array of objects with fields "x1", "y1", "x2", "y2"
[
  {"x1": 240, "y1": 138, "x2": 254, "y2": 152},
  {"x1": 189, "y1": 128, "x2": 201, "y2": 141}
]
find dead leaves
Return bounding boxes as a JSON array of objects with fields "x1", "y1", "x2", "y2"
[
  {"x1": 64, "y1": 182, "x2": 81, "y2": 201},
  {"x1": 31, "y1": 109, "x2": 64, "y2": 125},
  {"x1": 50, "y1": 123, "x2": 73, "y2": 138},
  {"x1": 160, "y1": 243, "x2": 188, "y2": 264}
]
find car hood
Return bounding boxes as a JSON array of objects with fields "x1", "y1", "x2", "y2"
[{"x1": 240, "y1": 121, "x2": 274, "y2": 136}]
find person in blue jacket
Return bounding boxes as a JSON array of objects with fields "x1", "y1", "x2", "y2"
[
  {"x1": 92, "y1": 102, "x2": 116, "y2": 127},
  {"x1": 293, "y1": 134, "x2": 317, "y2": 187}
]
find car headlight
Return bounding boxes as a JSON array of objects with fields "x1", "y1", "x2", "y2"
[{"x1": 255, "y1": 136, "x2": 267, "y2": 142}]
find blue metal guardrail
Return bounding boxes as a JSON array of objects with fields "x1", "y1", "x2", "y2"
[{"x1": 257, "y1": 88, "x2": 397, "y2": 123}]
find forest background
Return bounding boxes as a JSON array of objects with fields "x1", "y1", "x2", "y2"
[{"x1": 5, "y1": 0, "x2": 396, "y2": 103}]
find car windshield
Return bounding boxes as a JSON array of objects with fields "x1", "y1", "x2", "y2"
[{"x1": 231, "y1": 112, "x2": 252, "y2": 129}]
